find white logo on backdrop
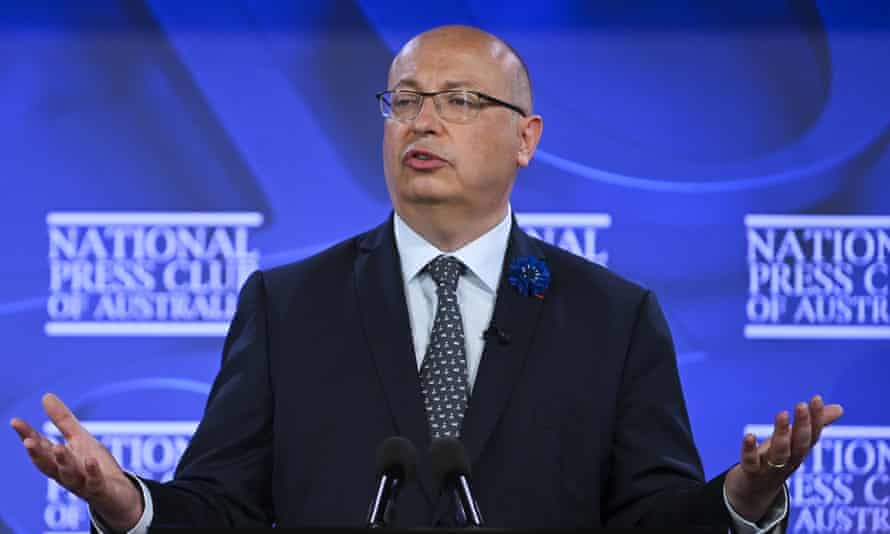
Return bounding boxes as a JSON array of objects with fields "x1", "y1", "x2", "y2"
[
  {"x1": 744, "y1": 425, "x2": 890, "y2": 533},
  {"x1": 45, "y1": 212, "x2": 262, "y2": 337},
  {"x1": 516, "y1": 213, "x2": 611, "y2": 266},
  {"x1": 745, "y1": 215, "x2": 890, "y2": 339},
  {"x1": 42, "y1": 421, "x2": 197, "y2": 533}
]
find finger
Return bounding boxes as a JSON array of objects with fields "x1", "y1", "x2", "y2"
[
  {"x1": 766, "y1": 410, "x2": 792, "y2": 467},
  {"x1": 42, "y1": 393, "x2": 83, "y2": 440},
  {"x1": 790, "y1": 402, "x2": 812, "y2": 463},
  {"x1": 22, "y1": 435, "x2": 61, "y2": 479},
  {"x1": 53, "y1": 443, "x2": 86, "y2": 493},
  {"x1": 12, "y1": 418, "x2": 61, "y2": 474},
  {"x1": 16, "y1": 416, "x2": 61, "y2": 471},
  {"x1": 10, "y1": 418, "x2": 41, "y2": 442},
  {"x1": 740, "y1": 433, "x2": 760, "y2": 473},
  {"x1": 809, "y1": 395, "x2": 825, "y2": 444},
  {"x1": 12, "y1": 418, "x2": 58, "y2": 454},
  {"x1": 756, "y1": 436, "x2": 772, "y2": 456},
  {"x1": 822, "y1": 404, "x2": 844, "y2": 427},
  {"x1": 82, "y1": 457, "x2": 106, "y2": 499}
]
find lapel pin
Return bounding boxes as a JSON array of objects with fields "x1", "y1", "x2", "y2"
[{"x1": 508, "y1": 256, "x2": 550, "y2": 300}]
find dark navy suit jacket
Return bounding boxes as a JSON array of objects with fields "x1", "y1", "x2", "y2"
[{"x1": 141, "y1": 216, "x2": 734, "y2": 529}]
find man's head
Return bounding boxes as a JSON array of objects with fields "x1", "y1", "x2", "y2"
[{"x1": 381, "y1": 25, "x2": 543, "y2": 228}]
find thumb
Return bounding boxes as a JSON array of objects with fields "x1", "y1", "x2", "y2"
[
  {"x1": 42, "y1": 393, "x2": 84, "y2": 440},
  {"x1": 822, "y1": 404, "x2": 844, "y2": 426}
]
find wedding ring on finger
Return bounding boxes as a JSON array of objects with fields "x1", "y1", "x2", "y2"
[{"x1": 766, "y1": 457, "x2": 788, "y2": 469}]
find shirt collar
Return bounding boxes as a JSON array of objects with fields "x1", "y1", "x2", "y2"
[{"x1": 393, "y1": 206, "x2": 512, "y2": 294}]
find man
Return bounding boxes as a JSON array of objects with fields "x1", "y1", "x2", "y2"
[{"x1": 11, "y1": 25, "x2": 841, "y2": 530}]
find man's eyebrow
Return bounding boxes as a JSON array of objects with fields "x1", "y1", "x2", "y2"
[
  {"x1": 393, "y1": 79, "x2": 481, "y2": 91},
  {"x1": 393, "y1": 79, "x2": 421, "y2": 90},
  {"x1": 440, "y1": 80, "x2": 480, "y2": 90}
]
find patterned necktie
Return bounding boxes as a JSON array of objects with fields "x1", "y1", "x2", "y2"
[{"x1": 419, "y1": 255, "x2": 469, "y2": 439}]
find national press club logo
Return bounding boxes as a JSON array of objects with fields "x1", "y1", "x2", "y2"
[
  {"x1": 45, "y1": 212, "x2": 262, "y2": 336},
  {"x1": 516, "y1": 213, "x2": 611, "y2": 266},
  {"x1": 41, "y1": 420, "x2": 197, "y2": 533},
  {"x1": 744, "y1": 425, "x2": 890, "y2": 533},
  {"x1": 745, "y1": 215, "x2": 890, "y2": 339}
]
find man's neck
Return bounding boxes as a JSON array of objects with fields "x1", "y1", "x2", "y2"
[{"x1": 395, "y1": 203, "x2": 510, "y2": 252}]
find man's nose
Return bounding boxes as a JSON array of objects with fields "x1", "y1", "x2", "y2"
[{"x1": 410, "y1": 95, "x2": 443, "y2": 134}]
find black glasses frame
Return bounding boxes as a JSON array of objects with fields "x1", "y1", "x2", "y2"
[{"x1": 375, "y1": 89, "x2": 528, "y2": 122}]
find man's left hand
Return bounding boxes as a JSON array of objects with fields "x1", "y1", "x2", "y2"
[{"x1": 724, "y1": 394, "x2": 843, "y2": 522}]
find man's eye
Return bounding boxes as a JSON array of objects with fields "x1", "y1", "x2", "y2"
[
  {"x1": 393, "y1": 97, "x2": 415, "y2": 107},
  {"x1": 449, "y1": 96, "x2": 470, "y2": 107}
]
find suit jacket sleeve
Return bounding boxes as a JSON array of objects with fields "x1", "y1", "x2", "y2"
[
  {"x1": 603, "y1": 290, "x2": 733, "y2": 529},
  {"x1": 141, "y1": 270, "x2": 275, "y2": 527}
]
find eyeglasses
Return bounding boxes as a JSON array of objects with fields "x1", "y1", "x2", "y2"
[{"x1": 376, "y1": 89, "x2": 527, "y2": 124}]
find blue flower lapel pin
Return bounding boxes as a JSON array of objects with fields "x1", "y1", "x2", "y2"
[{"x1": 508, "y1": 256, "x2": 550, "y2": 299}]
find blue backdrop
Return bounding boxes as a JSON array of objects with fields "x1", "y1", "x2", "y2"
[{"x1": 2, "y1": 2, "x2": 889, "y2": 533}]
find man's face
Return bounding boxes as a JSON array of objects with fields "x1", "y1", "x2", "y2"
[{"x1": 382, "y1": 36, "x2": 525, "y2": 216}]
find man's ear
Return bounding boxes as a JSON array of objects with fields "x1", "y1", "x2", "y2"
[{"x1": 516, "y1": 114, "x2": 543, "y2": 168}]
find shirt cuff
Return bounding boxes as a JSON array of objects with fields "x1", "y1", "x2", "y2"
[
  {"x1": 723, "y1": 481, "x2": 788, "y2": 534},
  {"x1": 89, "y1": 471, "x2": 154, "y2": 534}
]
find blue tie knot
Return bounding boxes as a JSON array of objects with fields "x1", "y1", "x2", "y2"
[{"x1": 427, "y1": 255, "x2": 465, "y2": 291}]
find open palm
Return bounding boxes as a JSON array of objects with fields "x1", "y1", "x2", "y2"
[{"x1": 10, "y1": 393, "x2": 143, "y2": 530}]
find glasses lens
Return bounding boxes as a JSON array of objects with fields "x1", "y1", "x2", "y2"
[
  {"x1": 378, "y1": 91, "x2": 486, "y2": 123},
  {"x1": 379, "y1": 92, "x2": 393, "y2": 118},
  {"x1": 437, "y1": 91, "x2": 481, "y2": 123},
  {"x1": 384, "y1": 91, "x2": 421, "y2": 121}
]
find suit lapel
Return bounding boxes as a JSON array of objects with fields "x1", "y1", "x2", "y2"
[
  {"x1": 459, "y1": 220, "x2": 546, "y2": 468},
  {"x1": 354, "y1": 216, "x2": 435, "y2": 506}
]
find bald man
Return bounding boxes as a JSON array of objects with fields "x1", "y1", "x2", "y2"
[{"x1": 12, "y1": 26, "x2": 841, "y2": 530}]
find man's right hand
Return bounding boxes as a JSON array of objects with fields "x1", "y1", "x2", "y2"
[{"x1": 10, "y1": 393, "x2": 144, "y2": 532}]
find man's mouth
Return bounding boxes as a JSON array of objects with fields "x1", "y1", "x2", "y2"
[{"x1": 403, "y1": 148, "x2": 449, "y2": 171}]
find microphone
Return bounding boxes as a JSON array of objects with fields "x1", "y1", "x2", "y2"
[
  {"x1": 483, "y1": 324, "x2": 510, "y2": 345},
  {"x1": 430, "y1": 437, "x2": 484, "y2": 527},
  {"x1": 367, "y1": 436, "x2": 418, "y2": 528}
]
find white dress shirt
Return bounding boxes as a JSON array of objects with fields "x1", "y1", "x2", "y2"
[
  {"x1": 94, "y1": 205, "x2": 786, "y2": 533},
  {"x1": 393, "y1": 208, "x2": 510, "y2": 392}
]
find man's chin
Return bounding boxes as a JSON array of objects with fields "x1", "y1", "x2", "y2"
[
  {"x1": 403, "y1": 192, "x2": 456, "y2": 206},
  {"x1": 399, "y1": 177, "x2": 459, "y2": 205}
]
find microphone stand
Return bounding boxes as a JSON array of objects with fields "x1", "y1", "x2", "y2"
[
  {"x1": 368, "y1": 474, "x2": 401, "y2": 528},
  {"x1": 453, "y1": 475, "x2": 483, "y2": 527}
]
